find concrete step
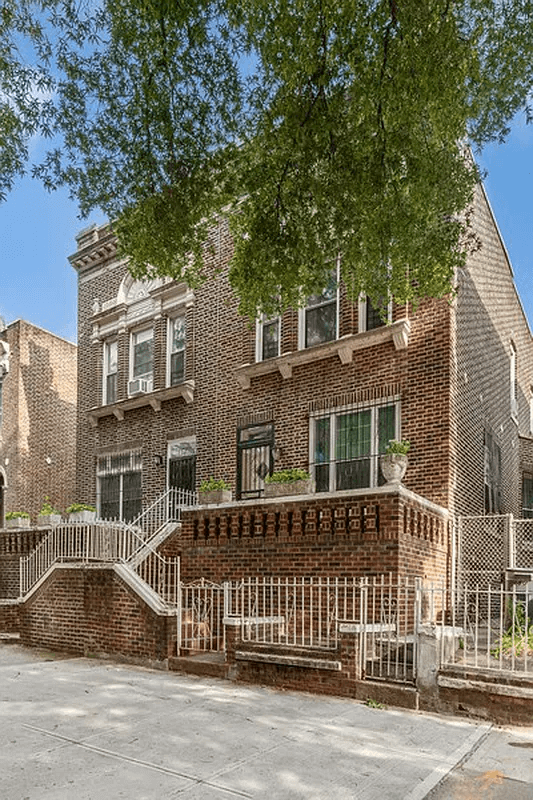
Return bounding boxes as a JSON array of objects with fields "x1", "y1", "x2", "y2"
[
  {"x1": 169, "y1": 651, "x2": 226, "y2": 679},
  {"x1": 0, "y1": 632, "x2": 20, "y2": 644}
]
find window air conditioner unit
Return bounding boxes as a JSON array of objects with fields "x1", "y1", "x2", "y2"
[{"x1": 128, "y1": 377, "x2": 152, "y2": 396}]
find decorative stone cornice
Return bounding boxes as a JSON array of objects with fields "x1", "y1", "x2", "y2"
[{"x1": 235, "y1": 318, "x2": 411, "y2": 390}]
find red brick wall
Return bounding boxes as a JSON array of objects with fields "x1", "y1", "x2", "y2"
[
  {"x1": 0, "y1": 529, "x2": 47, "y2": 598},
  {"x1": 0, "y1": 601, "x2": 20, "y2": 632},
  {"x1": 162, "y1": 490, "x2": 450, "y2": 584},
  {"x1": 0, "y1": 320, "x2": 77, "y2": 520},
  {"x1": 20, "y1": 565, "x2": 175, "y2": 662}
]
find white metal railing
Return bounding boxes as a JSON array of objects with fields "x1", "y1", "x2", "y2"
[
  {"x1": 130, "y1": 487, "x2": 198, "y2": 543},
  {"x1": 136, "y1": 552, "x2": 180, "y2": 607},
  {"x1": 178, "y1": 579, "x2": 225, "y2": 653},
  {"x1": 440, "y1": 580, "x2": 533, "y2": 675},
  {"x1": 223, "y1": 575, "x2": 420, "y2": 682},
  {"x1": 19, "y1": 522, "x2": 137, "y2": 595}
]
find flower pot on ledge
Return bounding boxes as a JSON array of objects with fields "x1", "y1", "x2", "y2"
[
  {"x1": 263, "y1": 479, "x2": 314, "y2": 499},
  {"x1": 199, "y1": 489, "x2": 232, "y2": 505},
  {"x1": 380, "y1": 454, "x2": 408, "y2": 485},
  {"x1": 5, "y1": 517, "x2": 30, "y2": 529},
  {"x1": 68, "y1": 510, "x2": 97, "y2": 524},
  {"x1": 37, "y1": 514, "x2": 62, "y2": 527}
]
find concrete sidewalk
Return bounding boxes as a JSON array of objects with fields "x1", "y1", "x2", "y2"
[{"x1": 0, "y1": 644, "x2": 530, "y2": 799}]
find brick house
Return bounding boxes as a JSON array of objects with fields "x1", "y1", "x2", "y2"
[
  {"x1": 69, "y1": 183, "x2": 533, "y2": 584},
  {"x1": 0, "y1": 319, "x2": 77, "y2": 525}
]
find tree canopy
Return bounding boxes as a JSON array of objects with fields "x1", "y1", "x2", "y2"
[{"x1": 3, "y1": 0, "x2": 533, "y2": 318}]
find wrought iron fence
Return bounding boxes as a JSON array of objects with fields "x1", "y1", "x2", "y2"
[{"x1": 178, "y1": 579, "x2": 225, "y2": 653}]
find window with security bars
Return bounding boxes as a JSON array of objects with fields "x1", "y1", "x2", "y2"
[
  {"x1": 523, "y1": 474, "x2": 533, "y2": 518},
  {"x1": 96, "y1": 450, "x2": 143, "y2": 522},
  {"x1": 311, "y1": 401, "x2": 398, "y2": 492},
  {"x1": 169, "y1": 315, "x2": 186, "y2": 385},
  {"x1": 300, "y1": 272, "x2": 338, "y2": 349}
]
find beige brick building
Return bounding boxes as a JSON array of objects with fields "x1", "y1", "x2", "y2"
[{"x1": 0, "y1": 319, "x2": 77, "y2": 524}]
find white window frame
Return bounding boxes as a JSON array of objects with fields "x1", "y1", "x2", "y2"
[
  {"x1": 102, "y1": 339, "x2": 118, "y2": 405},
  {"x1": 255, "y1": 315, "x2": 281, "y2": 362},
  {"x1": 298, "y1": 265, "x2": 340, "y2": 350},
  {"x1": 358, "y1": 294, "x2": 393, "y2": 333},
  {"x1": 129, "y1": 326, "x2": 154, "y2": 393},
  {"x1": 167, "y1": 314, "x2": 186, "y2": 387},
  {"x1": 309, "y1": 399, "x2": 400, "y2": 492}
]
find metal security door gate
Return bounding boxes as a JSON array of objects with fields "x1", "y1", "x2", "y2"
[{"x1": 237, "y1": 422, "x2": 274, "y2": 500}]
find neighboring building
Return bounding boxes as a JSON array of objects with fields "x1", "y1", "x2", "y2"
[
  {"x1": 0, "y1": 319, "x2": 77, "y2": 524},
  {"x1": 70, "y1": 183, "x2": 533, "y2": 549}
]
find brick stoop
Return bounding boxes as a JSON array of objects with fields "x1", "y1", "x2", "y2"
[{"x1": 169, "y1": 652, "x2": 227, "y2": 679}]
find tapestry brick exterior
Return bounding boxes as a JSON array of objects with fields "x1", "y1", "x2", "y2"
[
  {"x1": 161, "y1": 490, "x2": 450, "y2": 585},
  {"x1": 0, "y1": 320, "x2": 77, "y2": 522},
  {"x1": 20, "y1": 564, "x2": 175, "y2": 662}
]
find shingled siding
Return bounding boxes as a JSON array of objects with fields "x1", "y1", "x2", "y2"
[
  {"x1": 161, "y1": 489, "x2": 450, "y2": 585},
  {"x1": 453, "y1": 185, "x2": 533, "y2": 517}
]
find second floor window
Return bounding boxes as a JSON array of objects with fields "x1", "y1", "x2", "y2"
[
  {"x1": 103, "y1": 340, "x2": 117, "y2": 404},
  {"x1": 358, "y1": 295, "x2": 391, "y2": 332},
  {"x1": 169, "y1": 315, "x2": 186, "y2": 385},
  {"x1": 256, "y1": 315, "x2": 280, "y2": 361},
  {"x1": 130, "y1": 328, "x2": 153, "y2": 393},
  {"x1": 300, "y1": 273, "x2": 338, "y2": 349}
]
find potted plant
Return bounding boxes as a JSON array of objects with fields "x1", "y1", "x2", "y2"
[
  {"x1": 5, "y1": 511, "x2": 31, "y2": 529},
  {"x1": 380, "y1": 440, "x2": 410, "y2": 485},
  {"x1": 198, "y1": 477, "x2": 232, "y2": 504},
  {"x1": 37, "y1": 497, "x2": 62, "y2": 527},
  {"x1": 263, "y1": 468, "x2": 314, "y2": 498},
  {"x1": 66, "y1": 503, "x2": 97, "y2": 523}
]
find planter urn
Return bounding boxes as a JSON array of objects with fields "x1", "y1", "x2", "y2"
[
  {"x1": 380, "y1": 454, "x2": 408, "y2": 485},
  {"x1": 68, "y1": 510, "x2": 97, "y2": 524}
]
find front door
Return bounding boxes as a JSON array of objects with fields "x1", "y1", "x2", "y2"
[
  {"x1": 168, "y1": 438, "x2": 197, "y2": 493},
  {"x1": 237, "y1": 423, "x2": 274, "y2": 500}
]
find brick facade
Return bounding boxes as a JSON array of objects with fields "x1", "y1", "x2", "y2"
[
  {"x1": 70, "y1": 184, "x2": 533, "y2": 585},
  {"x1": 0, "y1": 320, "x2": 77, "y2": 523}
]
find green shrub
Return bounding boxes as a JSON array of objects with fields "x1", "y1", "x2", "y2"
[
  {"x1": 66, "y1": 503, "x2": 96, "y2": 513},
  {"x1": 265, "y1": 468, "x2": 311, "y2": 484},
  {"x1": 385, "y1": 439, "x2": 411, "y2": 456},
  {"x1": 199, "y1": 477, "x2": 230, "y2": 492},
  {"x1": 39, "y1": 496, "x2": 60, "y2": 516},
  {"x1": 5, "y1": 511, "x2": 30, "y2": 520}
]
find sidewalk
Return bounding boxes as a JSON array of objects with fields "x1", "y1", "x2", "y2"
[{"x1": 0, "y1": 643, "x2": 531, "y2": 799}]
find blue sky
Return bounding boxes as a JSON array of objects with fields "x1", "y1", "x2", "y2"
[{"x1": 1, "y1": 123, "x2": 532, "y2": 344}]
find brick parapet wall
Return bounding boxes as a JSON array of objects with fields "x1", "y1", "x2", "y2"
[
  {"x1": 0, "y1": 601, "x2": 20, "y2": 632},
  {"x1": 0, "y1": 529, "x2": 48, "y2": 598},
  {"x1": 163, "y1": 489, "x2": 449, "y2": 584},
  {"x1": 19, "y1": 565, "x2": 176, "y2": 663}
]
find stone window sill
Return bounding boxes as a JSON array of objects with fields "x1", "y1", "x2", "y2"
[
  {"x1": 87, "y1": 380, "x2": 195, "y2": 427},
  {"x1": 235, "y1": 318, "x2": 410, "y2": 390}
]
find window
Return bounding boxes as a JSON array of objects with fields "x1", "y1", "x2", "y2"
[
  {"x1": 523, "y1": 474, "x2": 533, "y2": 518},
  {"x1": 168, "y1": 315, "x2": 186, "y2": 385},
  {"x1": 358, "y1": 295, "x2": 391, "y2": 333},
  {"x1": 299, "y1": 273, "x2": 338, "y2": 349},
  {"x1": 96, "y1": 449, "x2": 142, "y2": 522},
  {"x1": 256, "y1": 315, "x2": 280, "y2": 361},
  {"x1": 510, "y1": 342, "x2": 518, "y2": 419},
  {"x1": 310, "y1": 401, "x2": 398, "y2": 492},
  {"x1": 484, "y1": 429, "x2": 501, "y2": 514},
  {"x1": 103, "y1": 340, "x2": 117, "y2": 404},
  {"x1": 130, "y1": 328, "x2": 153, "y2": 394}
]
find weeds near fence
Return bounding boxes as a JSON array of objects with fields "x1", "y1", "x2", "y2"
[{"x1": 492, "y1": 602, "x2": 533, "y2": 659}]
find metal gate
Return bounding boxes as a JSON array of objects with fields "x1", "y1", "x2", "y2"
[
  {"x1": 237, "y1": 422, "x2": 274, "y2": 499},
  {"x1": 177, "y1": 579, "x2": 225, "y2": 654}
]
